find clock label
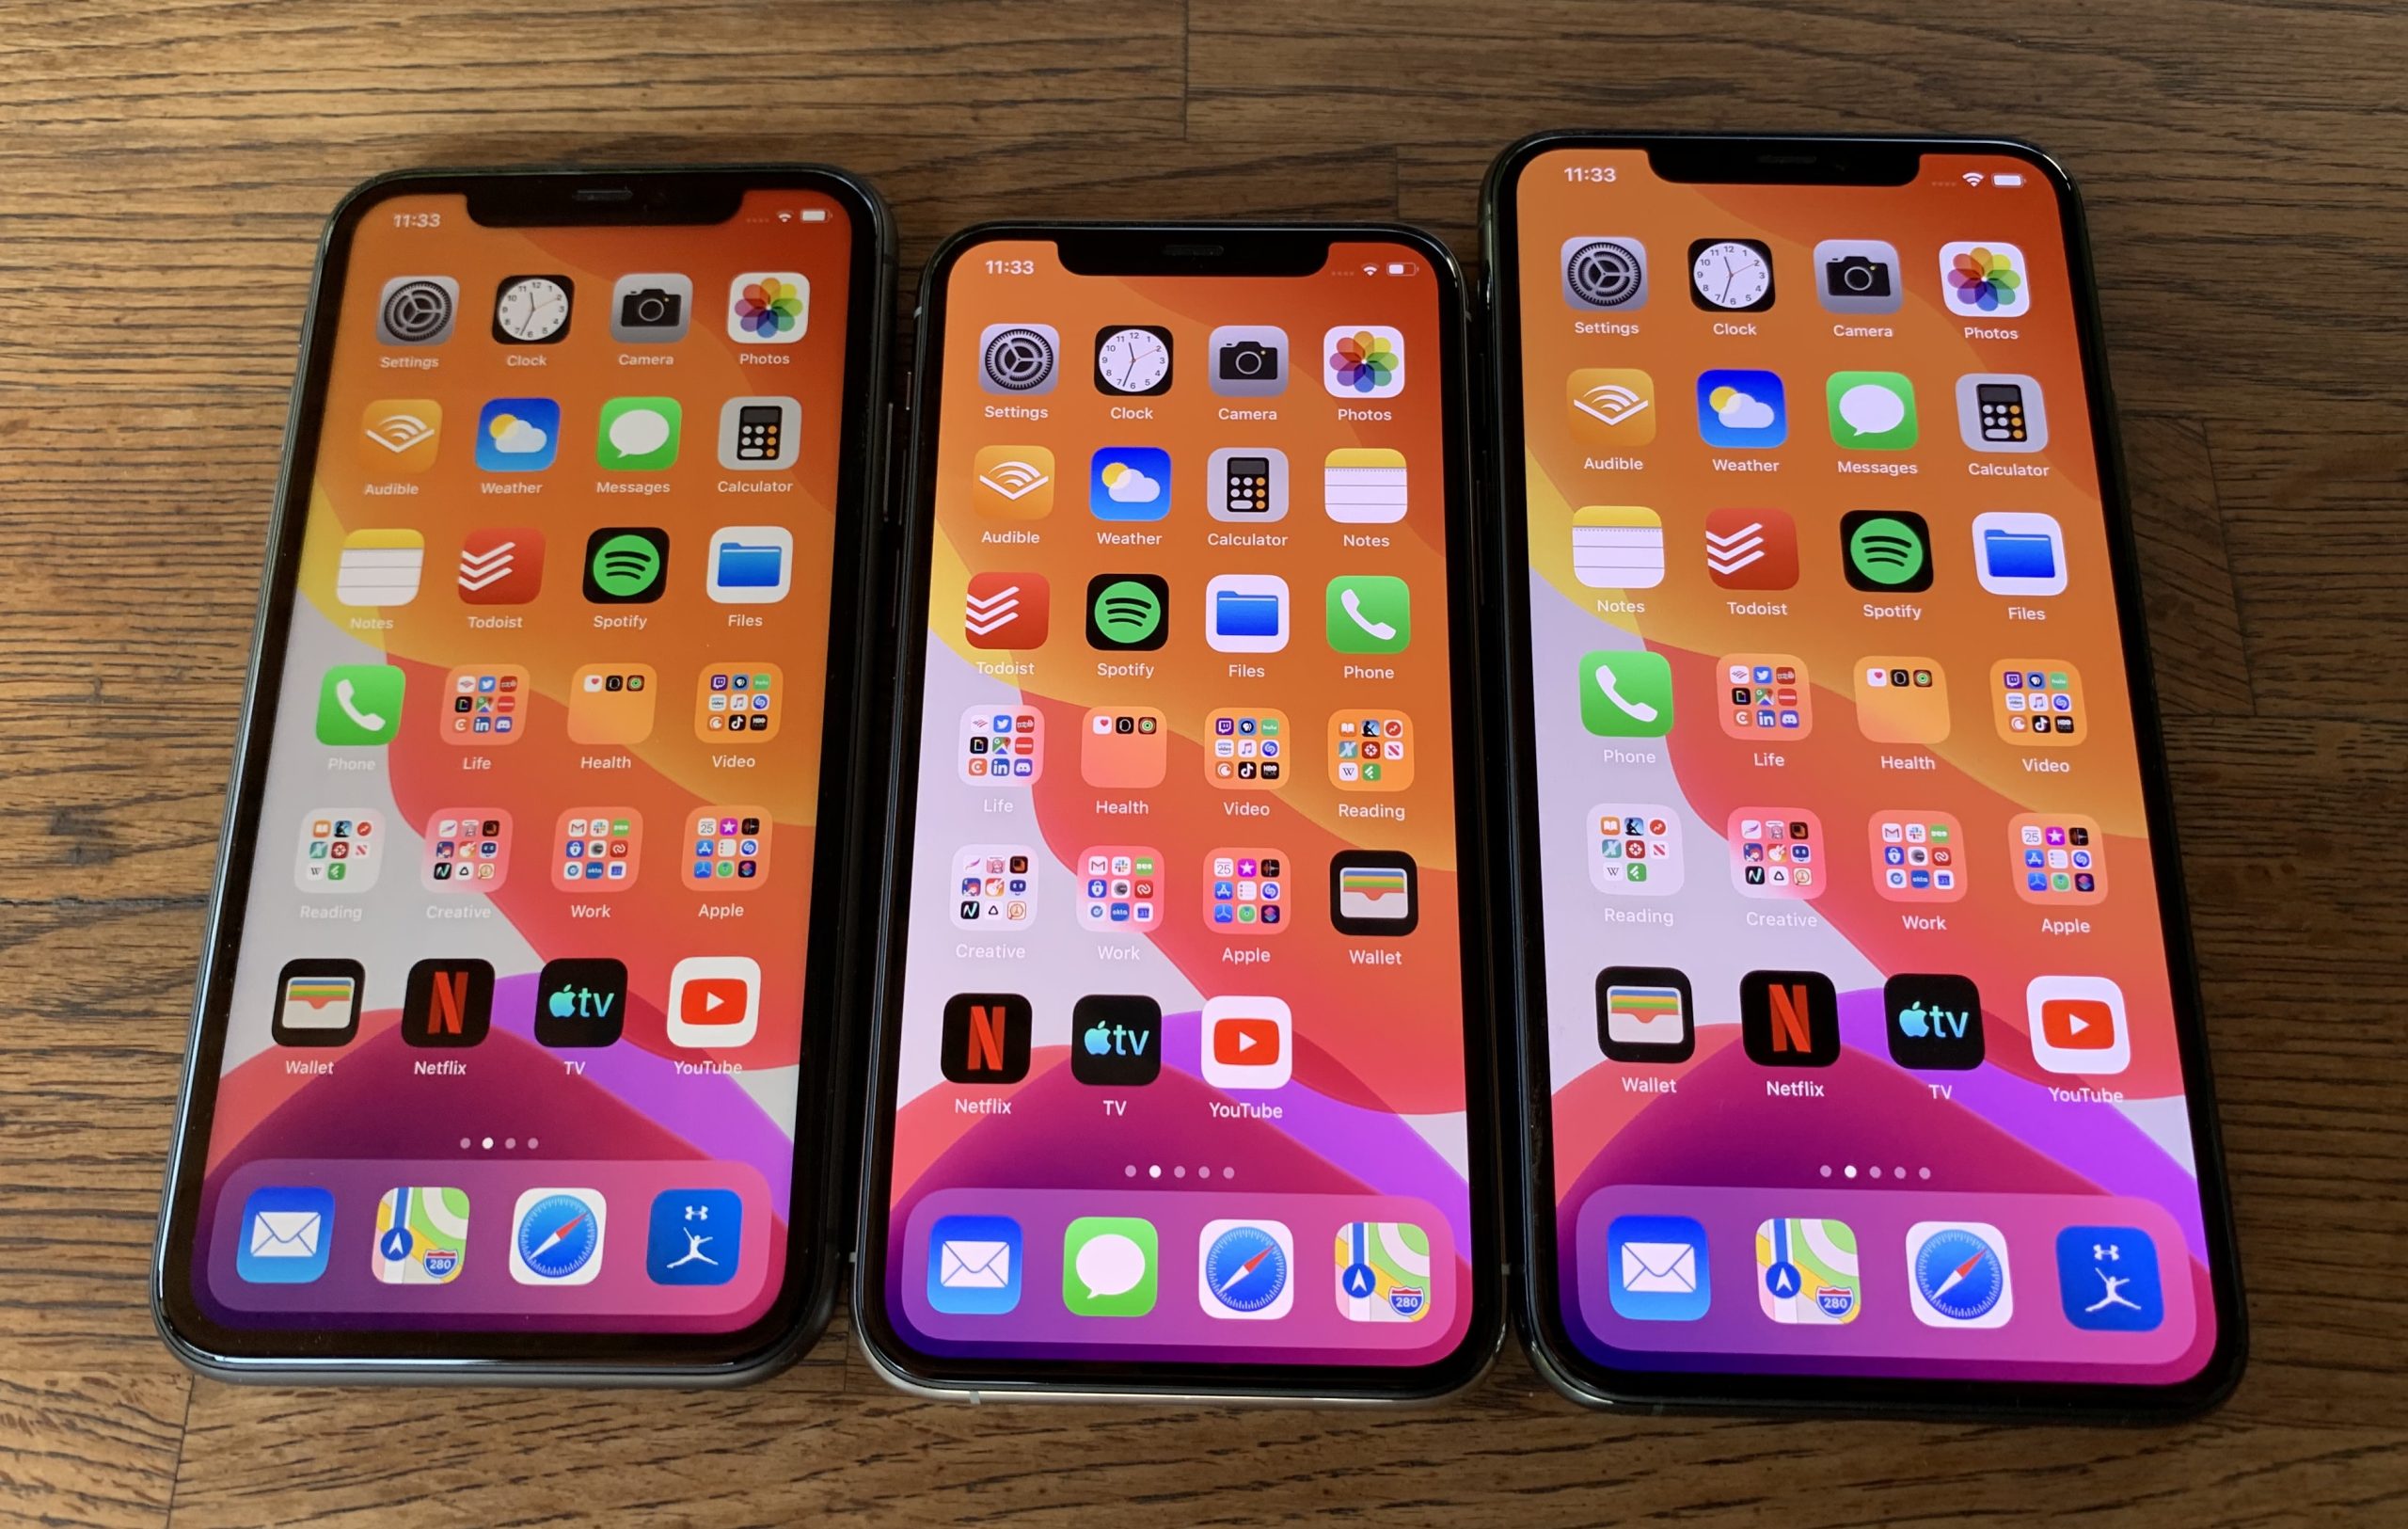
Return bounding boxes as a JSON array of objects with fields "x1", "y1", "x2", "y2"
[
  {"x1": 1094, "y1": 324, "x2": 1174, "y2": 396},
  {"x1": 494, "y1": 274, "x2": 575, "y2": 344},
  {"x1": 1687, "y1": 239, "x2": 1775, "y2": 313}
]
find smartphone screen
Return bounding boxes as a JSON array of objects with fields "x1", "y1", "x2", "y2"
[
  {"x1": 158, "y1": 173, "x2": 883, "y2": 1370},
  {"x1": 1493, "y1": 141, "x2": 2239, "y2": 1405},
  {"x1": 861, "y1": 229, "x2": 1497, "y2": 1394}
]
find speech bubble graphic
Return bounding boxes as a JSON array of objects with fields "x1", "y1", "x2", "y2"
[
  {"x1": 1075, "y1": 1232, "x2": 1147, "y2": 1300},
  {"x1": 1838, "y1": 382, "x2": 1907, "y2": 438},
  {"x1": 608, "y1": 406, "x2": 672, "y2": 459}
]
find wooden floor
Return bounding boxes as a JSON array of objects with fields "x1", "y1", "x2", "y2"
[{"x1": 4, "y1": 1, "x2": 2405, "y2": 1523}]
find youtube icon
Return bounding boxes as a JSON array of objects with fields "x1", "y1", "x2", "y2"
[
  {"x1": 2027, "y1": 975, "x2": 2128, "y2": 1075},
  {"x1": 1202, "y1": 995, "x2": 1291, "y2": 1090},
  {"x1": 668, "y1": 956, "x2": 760, "y2": 1048}
]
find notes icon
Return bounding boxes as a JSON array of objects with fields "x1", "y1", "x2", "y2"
[
  {"x1": 335, "y1": 528, "x2": 425, "y2": 607},
  {"x1": 1323, "y1": 447, "x2": 1407, "y2": 524},
  {"x1": 1570, "y1": 506, "x2": 1665, "y2": 590}
]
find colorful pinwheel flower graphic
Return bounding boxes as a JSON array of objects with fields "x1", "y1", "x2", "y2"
[
  {"x1": 1328, "y1": 329, "x2": 1400, "y2": 392},
  {"x1": 733, "y1": 276, "x2": 805, "y2": 339},
  {"x1": 1945, "y1": 246, "x2": 2022, "y2": 312}
]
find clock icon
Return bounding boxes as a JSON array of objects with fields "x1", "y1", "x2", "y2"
[
  {"x1": 1094, "y1": 324, "x2": 1173, "y2": 396},
  {"x1": 1688, "y1": 239, "x2": 1775, "y2": 312},
  {"x1": 493, "y1": 274, "x2": 574, "y2": 343}
]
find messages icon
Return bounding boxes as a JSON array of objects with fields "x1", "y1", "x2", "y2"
[{"x1": 1063, "y1": 1216, "x2": 1158, "y2": 1316}]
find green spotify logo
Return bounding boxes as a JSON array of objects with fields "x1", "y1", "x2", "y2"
[
  {"x1": 582, "y1": 527, "x2": 668, "y2": 603},
  {"x1": 1842, "y1": 511, "x2": 1933, "y2": 594},
  {"x1": 1085, "y1": 574, "x2": 1168, "y2": 651}
]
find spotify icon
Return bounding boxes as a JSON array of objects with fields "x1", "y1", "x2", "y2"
[
  {"x1": 582, "y1": 526, "x2": 669, "y2": 603},
  {"x1": 1085, "y1": 573, "x2": 1169, "y2": 651},
  {"x1": 1841, "y1": 510, "x2": 1933, "y2": 594}
]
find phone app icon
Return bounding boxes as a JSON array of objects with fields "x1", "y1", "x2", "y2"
[
  {"x1": 610, "y1": 272, "x2": 691, "y2": 342},
  {"x1": 293, "y1": 809, "x2": 382, "y2": 894},
  {"x1": 567, "y1": 663, "x2": 656, "y2": 745},
  {"x1": 315, "y1": 664, "x2": 404, "y2": 746},
  {"x1": 1827, "y1": 372, "x2": 1917, "y2": 450},
  {"x1": 595, "y1": 396, "x2": 679, "y2": 470},
  {"x1": 706, "y1": 525, "x2": 793, "y2": 603},
  {"x1": 1729, "y1": 809, "x2": 1822, "y2": 900},
  {"x1": 1740, "y1": 970, "x2": 1841, "y2": 1067},
  {"x1": 1205, "y1": 709, "x2": 1285, "y2": 789},
  {"x1": 1587, "y1": 804, "x2": 1682, "y2": 896},
  {"x1": 1703, "y1": 507, "x2": 1798, "y2": 589},
  {"x1": 951, "y1": 844, "x2": 1036, "y2": 929},
  {"x1": 1561, "y1": 236, "x2": 1648, "y2": 310},
  {"x1": 1689, "y1": 237, "x2": 1775, "y2": 311},
  {"x1": 717, "y1": 395, "x2": 800, "y2": 470},
  {"x1": 1095, "y1": 324, "x2": 1172, "y2": 395},
  {"x1": 1205, "y1": 573, "x2": 1289, "y2": 653},
  {"x1": 959, "y1": 706, "x2": 1042, "y2": 784},
  {"x1": 1323, "y1": 447, "x2": 1409, "y2": 522},
  {"x1": 1814, "y1": 239, "x2": 1902, "y2": 314},
  {"x1": 511, "y1": 1188, "x2": 607, "y2": 1285},
  {"x1": 1064, "y1": 1217, "x2": 1157, "y2": 1317},
  {"x1": 1325, "y1": 575, "x2": 1410, "y2": 654},
  {"x1": 1957, "y1": 373, "x2": 2049, "y2": 452},
  {"x1": 1696, "y1": 370, "x2": 1787, "y2": 448},
  {"x1": 582, "y1": 526, "x2": 669, "y2": 603},
  {"x1": 335, "y1": 529, "x2": 424, "y2": 607},
  {"x1": 420, "y1": 811, "x2": 511, "y2": 895},
  {"x1": 1199, "y1": 1219, "x2": 1294, "y2": 1320},
  {"x1": 2011, "y1": 811, "x2": 2106, "y2": 904},
  {"x1": 550, "y1": 807, "x2": 640, "y2": 891},
  {"x1": 374, "y1": 276, "x2": 458, "y2": 345},
  {"x1": 1595, "y1": 966, "x2": 1694, "y2": 1063},
  {"x1": 1205, "y1": 849, "x2": 1288, "y2": 932},
  {"x1": 1608, "y1": 1213, "x2": 1709, "y2": 1321},
  {"x1": 533, "y1": 957, "x2": 626, "y2": 1048},
  {"x1": 1323, "y1": 326, "x2": 1404, "y2": 397},
  {"x1": 1089, "y1": 446, "x2": 1170, "y2": 520},
  {"x1": 1209, "y1": 325, "x2": 1288, "y2": 397},
  {"x1": 1972, "y1": 511, "x2": 2067, "y2": 596},
  {"x1": 372, "y1": 1187, "x2": 470, "y2": 1284},
  {"x1": 1858, "y1": 659, "x2": 1951, "y2": 744},
  {"x1": 941, "y1": 993, "x2": 1031, "y2": 1083},
  {"x1": 439, "y1": 663, "x2": 528, "y2": 745},
  {"x1": 1566, "y1": 368, "x2": 1656, "y2": 445},
  {"x1": 1337, "y1": 1221, "x2": 1433, "y2": 1323},
  {"x1": 727, "y1": 271, "x2": 807, "y2": 342},
  {"x1": 1908, "y1": 1220, "x2": 2013, "y2": 1328},
  {"x1": 978, "y1": 323, "x2": 1059, "y2": 394},
  {"x1": 1577, "y1": 650, "x2": 1674, "y2": 738},
  {"x1": 685, "y1": 808, "x2": 768, "y2": 889},
  {"x1": 360, "y1": 399, "x2": 441, "y2": 472},
  {"x1": 1842, "y1": 510, "x2": 1934, "y2": 593},
  {"x1": 1941, "y1": 242, "x2": 2031, "y2": 318},
  {"x1": 1085, "y1": 574, "x2": 1168, "y2": 650},
  {"x1": 1718, "y1": 652, "x2": 1812, "y2": 738},
  {"x1": 1327, "y1": 709, "x2": 1414, "y2": 790},
  {"x1": 493, "y1": 275, "x2": 573, "y2": 343},
  {"x1": 238, "y1": 1186, "x2": 335, "y2": 1284},
  {"x1": 1869, "y1": 809, "x2": 1965, "y2": 902},
  {"x1": 401, "y1": 957, "x2": 495, "y2": 1047},
  {"x1": 1571, "y1": 507, "x2": 1663, "y2": 589},
  {"x1": 2029, "y1": 975, "x2": 2130, "y2": 1075},
  {"x1": 928, "y1": 1214, "x2": 1022, "y2": 1314},
  {"x1": 456, "y1": 527, "x2": 543, "y2": 603},
  {"x1": 1202, "y1": 995, "x2": 1291, "y2": 1090},
  {"x1": 272, "y1": 958, "x2": 363, "y2": 1047},
  {"x1": 474, "y1": 397, "x2": 559, "y2": 470},
  {"x1": 1330, "y1": 851, "x2": 1417, "y2": 936},
  {"x1": 1077, "y1": 845, "x2": 1162, "y2": 931},
  {"x1": 974, "y1": 444, "x2": 1054, "y2": 518},
  {"x1": 1885, "y1": 973, "x2": 1984, "y2": 1070},
  {"x1": 647, "y1": 1188, "x2": 740, "y2": 1286},
  {"x1": 1757, "y1": 1218, "x2": 1861, "y2": 1324},
  {"x1": 1209, "y1": 446, "x2": 1289, "y2": 521},
  {"x1": 963, "y1": 571, "x2": 1048, "y2": 648},
  {"x1": 1082, "y1": 708, "x2": 1166, "y2": 788},
  {"x1": 1992, "y1": 660, "x2": 2083, "y2": 744},
  {"x1": 1071, "y1": 995, "x2": 1163, "y2": 1086},
  {"x1": 695, "y1": 663, "x2": 779, "y2": 741},
  {"x1": 666, "y1": 955, "x2": 760, "y2": 1048},
  {"x1": 2056, "y1": 1226, "x2": 2164, "y2": 1332}
]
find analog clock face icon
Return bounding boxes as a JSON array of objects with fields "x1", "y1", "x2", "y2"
[
  {"x1": 1688, "y1": 239, "x2": 1775, "y2": 312},
  {"x1": 1095, "y1": 325, "x2": 1173, "y2": 396},
  {"x1": 509, "y1": 1187, "x2": 606, "y2": 1284},
  {"x1": 494, "y1": 275, "x2": 574, "y2": 343}
]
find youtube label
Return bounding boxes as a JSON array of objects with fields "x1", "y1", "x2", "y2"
[
  {"x1": 2026, "y1": 975, "x2": 2128, "y2": 1075},
  {"x1": 668, "y1": 956, "x2": 760, "y2": 1048},
  {"x1": 1202, "y1": 995, "x2": 1291, "y2": 1090}
]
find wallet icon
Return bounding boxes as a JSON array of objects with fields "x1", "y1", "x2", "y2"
[{"x1": 927, "y1": 1214, "x2": 1022, "y2": 1315}]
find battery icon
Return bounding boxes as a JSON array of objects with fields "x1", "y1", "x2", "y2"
[
  {"x1": 800, "y1": 208, "x2": 829, "y2": 222},
  {"x1": 1992, "y1": 173, "x2": 2025, "y2": 187}
]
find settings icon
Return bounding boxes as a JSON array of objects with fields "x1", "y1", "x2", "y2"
[
  {"x1": 978, "y1": 323, "x2": 1060, "y2": 394},
  {"x1": 1560, "y1": 237, "x2": 1648, "y2": 311},
  {"x1": 375, "y1": 276, "x2": 459, "y2": 345}
]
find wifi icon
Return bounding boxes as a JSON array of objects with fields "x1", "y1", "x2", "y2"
[
  {"x1": 1085, "y1": 573, "x2": 1169, "y2": 651},
  {"x1": 582, "y1": 527, "x2": 669, "y2": 603},
  {"x1": 1841, "y1": 511, "x2": 1934, "y2": 594}
]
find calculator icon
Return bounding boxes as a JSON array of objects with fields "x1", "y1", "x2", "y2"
[
  {"x1": 1208, "y1": 447, "x2": 1289, "y2": 521},
  {"x1": 718, "y1": 396, "x2": 800, "y2": 470},
  {"x1": 1956, "y1": 374, "x2": 2048, "y2": 454}
]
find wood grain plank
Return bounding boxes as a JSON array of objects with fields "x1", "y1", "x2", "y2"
[{"x1": 0, "y1": 1370, "x2": 185, "y2": 1529}]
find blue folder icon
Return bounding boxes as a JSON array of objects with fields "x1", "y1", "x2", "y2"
[
  {"x1": 714, "y1": 541, "x2": 784, "y2": 588},
  {"x1": 1981, "y1": 529, "x2": 2057, "y2": 580},
  {"x1": 1214, "y1": 591, "x2": 1281, "y2": 637}
]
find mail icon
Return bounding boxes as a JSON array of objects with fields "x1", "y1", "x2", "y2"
[
  {"x1": 1607, "y1": 1213, "x2": 1711, "y2": 1320},
  {"x1": 941, "y1": 1240, "x2": 1011, "y2": 1288},
  {"x1": 926, "y1": 1213, "x2": 1023, "y2": 1315},
  {"x1": 235, "y1": 1186, "x2": 336, "y2": 1283},
  {"x1": 251, "y1": 1210, "x2": 323, "y2": 1258},
  {"x1": 1621, "y1": 1240, "x2": 1697, "y2": 1294}
]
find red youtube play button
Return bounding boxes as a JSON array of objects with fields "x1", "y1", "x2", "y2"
[
  {"x1": 668, "y1": 957, "x2": 760, "y2": 1048},
  {"x1": 2039, "y1": 997, "x2": 2113, "y2": 1050},
  {"x1": 1213, "y1": 1017, "x2": 1281, "y2": 1065},
  {"x1": 1202, "y1": 995, "x2": 1292, "y2": 1089}
]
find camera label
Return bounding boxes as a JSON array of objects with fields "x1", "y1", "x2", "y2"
[
  {"x1": 1813, "y1": 240, "x2": 1902, "y2": 316},
  {"x1": 610, "y1": 273, "x2": 693, "y2": 342},
  {"x1": 1208, "y1": 326, "x2": 1289, "y2": 398}
]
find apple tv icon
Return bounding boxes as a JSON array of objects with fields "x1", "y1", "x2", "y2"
[
  {"x1": 535, "y1": 958, "x2": 628, "y2": 1047},
  {"x1": 1070, "y1": 995, "x2": 1162, "y2": 1087}
]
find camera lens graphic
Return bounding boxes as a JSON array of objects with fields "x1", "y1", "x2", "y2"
[
  {"x1": 381, "y1": 279, "x2": 454, "y2": 343},
  {"x1": 982, "y1": 327, "x2": 1057, "y2": 391},
  {"x1": 1565, "y1": 241, "x2": 1643, "y2": 308}
]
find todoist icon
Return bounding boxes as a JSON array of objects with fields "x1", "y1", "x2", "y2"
[
  {"x1": 667, "y1": 956, "x2": 760, "y2": 1048},
  {"x1": 943, "y1": 994, "x2": 1032, "y2": 1084},
  {"x1": 1202, "y1": 995, "x2": 1291, "y2": 1090}
]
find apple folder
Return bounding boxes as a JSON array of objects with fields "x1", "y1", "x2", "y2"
[{"x1": 278, "y1": 973, "x2": 356, "y2": 1032}]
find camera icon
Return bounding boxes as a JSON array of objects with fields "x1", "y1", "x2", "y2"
[
  {"x1": 1812, "y1": 241, "x2": 1902, "y2": 315},
  {"x1": 1208, "y1": 326, "x2": 1289, "y2": 398},
  {"x1": 610, "y1": 273, "x2": 693, "y2": 342}
]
